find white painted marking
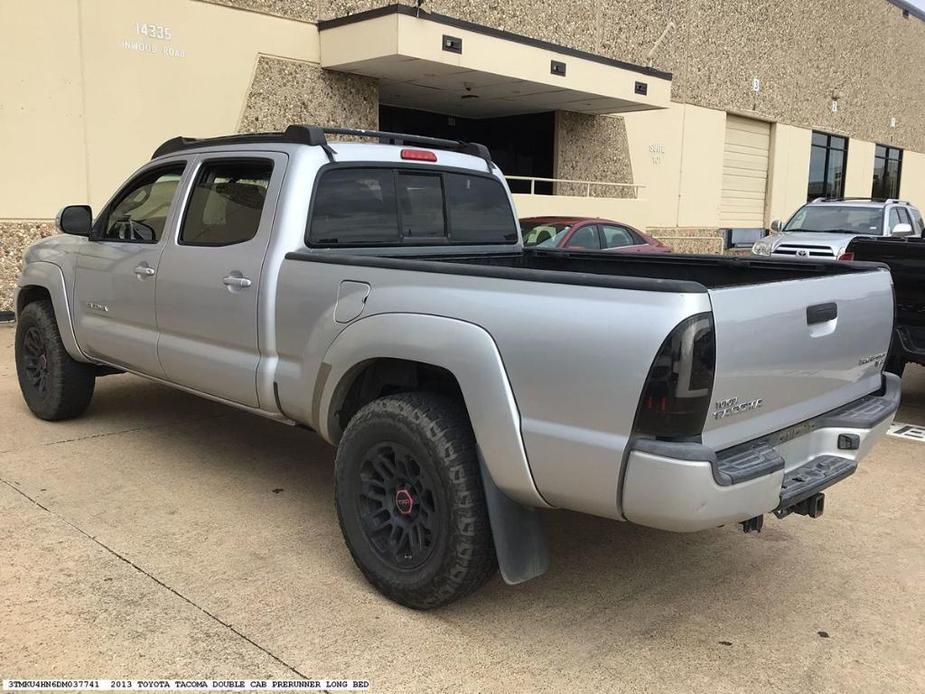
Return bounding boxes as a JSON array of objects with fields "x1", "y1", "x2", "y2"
[{"x1": 887, "y1": 422, "x2": 925, "y2": 443}]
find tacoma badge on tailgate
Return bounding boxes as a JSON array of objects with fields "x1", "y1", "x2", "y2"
[{"x1": 713, "y1": 396, "x2": 764, "y2": 420}]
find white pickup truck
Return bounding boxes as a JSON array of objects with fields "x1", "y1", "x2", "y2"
[{"x1": 16, "y1": 126, "x2": 900, "y2": 608}]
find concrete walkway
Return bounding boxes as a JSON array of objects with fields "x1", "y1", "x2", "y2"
[{"x1": 1, "y1": 325, "x2": 923, "y2": 692}]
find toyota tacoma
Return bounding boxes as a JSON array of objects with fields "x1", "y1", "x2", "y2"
[{"x1": 15, "y1": 126, "x2": 900, "y2": 608}]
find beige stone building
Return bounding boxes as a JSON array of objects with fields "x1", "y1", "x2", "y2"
[{"x1": 2, "y1": 0, "x2": 925, "y2": 310}]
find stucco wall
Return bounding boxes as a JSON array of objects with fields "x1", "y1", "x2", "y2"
[
  {"x1": 622, "y1": 103, "x2": 725, "y2": 230},
  {"x1": 0, "y1": 0, "x2": 346, "y2": 312},
  {"x1": 766, "y1": 123, "x2": 813, "y2": 224}
]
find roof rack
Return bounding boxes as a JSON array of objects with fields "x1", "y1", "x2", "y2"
[
  {"x1": 151, "y1": 125, "x2": 493, "y2": 166},
  {"x1": 812, "y1": 197, "x2": 911, "y2": 205}
]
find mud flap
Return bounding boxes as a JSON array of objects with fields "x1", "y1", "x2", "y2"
[{"x1": 478, "y1": 452, "x2": 550, "y2": 585}]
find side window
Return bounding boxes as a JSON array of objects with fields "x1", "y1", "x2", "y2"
[
  {"x1": 180, "y1": 160, "x2": 272, "y2": 246},
  {"x1": 567, "y1": 225, "x2": 601, "y2": 250},
  {"x1": 600, "y1": 224, "x2": 638, "y2": 248},
  {"x1": 310, "y1": 169, "x2": 398, "y2": 245},
  {"x1": 100, "y1": 166, "x2": 185, "y2": 243},
  {"x1": 913, "y1": 209, "x2": 925, "y2": 236},
  {"x1": 888, "y1": 207, "x2": 905, "y2": 232}
]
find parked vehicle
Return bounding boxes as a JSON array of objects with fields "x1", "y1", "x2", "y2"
[
  {"x1": 16, "y1": 126, "x2": 900, "y2": 609},
  {"x1": 752, "y1": 198, "x2": 924, "y2": 260},
  {"x1": 520, "y1": 216, "x2": 671, "y2": 253},
  {"x1": 848, "y1": 234, "x2": 925, "y2": 376}
]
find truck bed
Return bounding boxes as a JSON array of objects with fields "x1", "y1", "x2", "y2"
[
  {"x1": 282, "y1": 246, "x2": 893, "y2": 453},
  {"x1": 288, "y1": 248, "x2": 885, "y2": 291}
]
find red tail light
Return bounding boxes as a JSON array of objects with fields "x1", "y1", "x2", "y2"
[
  {"x1": 401, "y1": 149, "x2": 437, "y2": 162},
  {"x1": 837, "y1": 251, "x2": 855, "y2": 261},
  {"x1": 633, "y1": 313, "x2": 716, "y2": 439}
]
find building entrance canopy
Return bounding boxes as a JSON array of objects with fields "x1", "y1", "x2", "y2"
[{"x1": 319, "y1": 5, "x2": 672, "y2": 118}]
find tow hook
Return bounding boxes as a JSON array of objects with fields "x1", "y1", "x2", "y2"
[{"x1": 741, "y1": 515, "x2": 764, "y2": 533}]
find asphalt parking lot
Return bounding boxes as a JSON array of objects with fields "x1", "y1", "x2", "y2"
[{"x1": 1, "y1": 325, "x2": 923, "y2": 693}]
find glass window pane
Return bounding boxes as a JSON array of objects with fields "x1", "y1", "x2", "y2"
[
  {"x1": 102, "y1": 167, "x2": 185, "y2": 242},
  {"x1": 827, "y1": 149, "x2": 846, "y2": 197},
  {"x1": 912, "y1": 210, "x2": 924, "y2": 235},
  {"x1": 181, "y1": 161, "x2": 272, "y2": 246},
  {"x1": 812, "y1": 132, "x2": 828, "y2": 147},
  {"x1": 444, "y1": 173, "x2": 517, "y2": 244},
  {"x1": 888, "y1": 208, "x2": 901, "y2": 230},
  {"x1": 600, "y1": 224, "x2": 636, "y2": 248},
  {"x1": 884, "y1": 159, "x2": 901, "y2": 198},
  {"x1": 309, "y1": 168, "x2": 398, "y2": 245},
  {"x1": 830, "y1": 135, "x2": 847, "y2": 151},
  {"x1": 566, "y1": 225, "x2": 601, "y2": 249},
  {"x1": 872, "y1": 157, "x2": 886, "y2": 198},
  {"x1": 521, "y1": 222, "x2": 570, "y2": 247},
  {"x1": 875, "y1": 145, "x2": 887, "y2": 158},
  {"x1": 808, "y1": 145, "x2": 827, "y2": 200},
  {"x1": 396, "y1": 173, "x2": 445, "y2": 240}
]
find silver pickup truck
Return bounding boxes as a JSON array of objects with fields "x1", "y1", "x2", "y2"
[{"x1": 15, "y1": 126, "x2": 901, "y2": 608}]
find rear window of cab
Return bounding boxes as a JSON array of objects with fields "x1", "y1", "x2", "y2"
[{"x1": 307, "y1": 166, "x2": 518, "y2": 246}]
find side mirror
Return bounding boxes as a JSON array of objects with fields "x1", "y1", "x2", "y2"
[
  {"x1": 892, "y1": 222, "x2": 913, "y2": 238},
  {"x1": 769, "y1": 219, "x2": 783, "y2": 233},
  {"x1": 56, "y1": 205, "x2": 92, "y2": 236}
]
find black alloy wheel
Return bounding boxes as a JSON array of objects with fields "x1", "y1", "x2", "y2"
[{"x1": 357, "y1": 441, "x2": 439, "y2": 570}]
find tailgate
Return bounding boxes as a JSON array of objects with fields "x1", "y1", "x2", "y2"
[{"x1": 702, "y1": 268, "x2": 893, "y2": 450}]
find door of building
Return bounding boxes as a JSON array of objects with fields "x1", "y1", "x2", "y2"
[{"x1": 720, "y1": 115, "x2": 771, "y2": 229}]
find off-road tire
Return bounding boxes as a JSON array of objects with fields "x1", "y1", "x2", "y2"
[
  {"x1": 335, "y1": 392, "x2": 497, "y2": 609},
  {"x1": 15, "y1": 300, "x2": 95, "y2": 420}
]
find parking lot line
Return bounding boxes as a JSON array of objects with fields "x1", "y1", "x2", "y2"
[{"x1": 888, "y1": 422, "x2": 925, "y2": 443}]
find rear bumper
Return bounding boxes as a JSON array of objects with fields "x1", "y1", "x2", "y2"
[{"x1": 621, "y1": 373, "x2": 901, "y2": 532}]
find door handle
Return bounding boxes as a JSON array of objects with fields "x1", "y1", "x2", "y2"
[
  {"x1": 133, "y1": 264, "x2": 156, "y2": 277},
  {"x1": 223, "y1": 275, "x2": 252, "y2": 288},
  {"x1": 807, "y1": 302, "x2": 837, "y2": 324}
]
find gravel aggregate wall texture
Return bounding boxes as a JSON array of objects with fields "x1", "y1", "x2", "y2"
[
  {"x1": 238, "y1": 57, "x2": 379, "y2": 133},
  {"x1": 305, "y1": 0, "x2": 925, "y2": 151},
  {"x1": 0, "y1": 220, "x2": 56, "y2": 312}
]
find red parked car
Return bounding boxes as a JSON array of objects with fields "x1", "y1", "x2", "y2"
[{"x1": 520, "y1": 216, "x2": 671, "y2": 253}]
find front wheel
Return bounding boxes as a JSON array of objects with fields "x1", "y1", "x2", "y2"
[
  {"x1": 15, "y1": 300, "x2": 96, "y2": 420},
  {"x1": 334, "y1": 392, "x2": 497, "y2": 609}
]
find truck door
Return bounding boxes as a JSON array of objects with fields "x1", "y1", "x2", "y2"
[
  {"x1": 73, "y1": 163, "x2": 188, "y2": 377},
  {"x1": 154, "y1": 153, "x2": 284, "y2": 407}
]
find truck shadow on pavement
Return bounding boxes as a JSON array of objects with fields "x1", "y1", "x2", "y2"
[
  {"x1": 67, "y1": 376, "x2": 848, "y2": 623},
  {"x1": 8, "y1": 368, "x2": 923, "y2": 688}
]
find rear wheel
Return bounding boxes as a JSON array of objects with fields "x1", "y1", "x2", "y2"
[
  {"x1": 334, "y1": 392, "x2": 497, "y2": 609},
  {"x1": 15, "y1": 300, "x2": 95, "y2": 420}
]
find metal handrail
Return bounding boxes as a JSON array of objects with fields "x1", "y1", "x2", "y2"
[{"x1": 504, "y1": 175, "x2": 645, "y2": 197}]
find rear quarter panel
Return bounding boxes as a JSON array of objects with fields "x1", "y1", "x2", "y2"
[{"x1": 273, "y1": 258, "x2": 709, "y2": 519}]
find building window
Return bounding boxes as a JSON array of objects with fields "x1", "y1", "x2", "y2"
[
  {"x1": 872, "y1": 145, "x2": 903, "y2": 199},
  {"x1": 808, "y1": 131, "x2": 848, "y2": 201}
]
